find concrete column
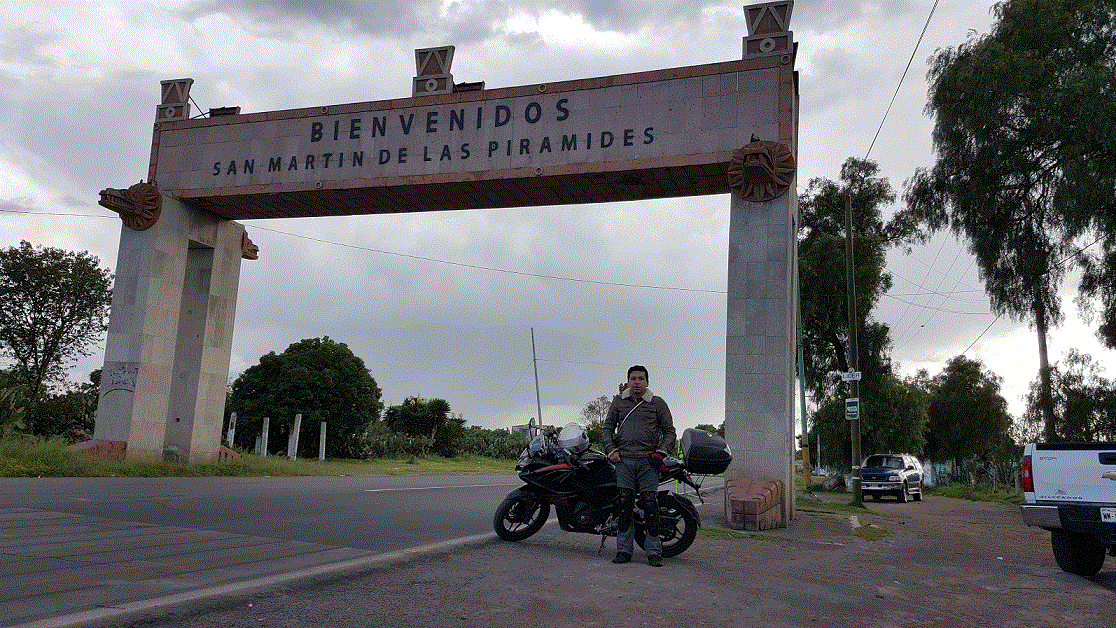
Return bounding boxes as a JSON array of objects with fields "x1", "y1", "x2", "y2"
[
  {"x1": 260, "y1": 417, "x2": 269, "y2": 456},
  {"x1": 288, "y1": 413, "x2": 302, "y2": 460},
  {"x1": 319, "y1": 422, "x2": 327, "y2": 462},
  {"x1": 94, "y1": 195, "x2": 245, "y2": 462},
  {"x1": 724, "y1": 187, "x2": 798, "y2": 526},
  {"x1": 227, "y1": 412, "x2": 237, "y2": 448}
]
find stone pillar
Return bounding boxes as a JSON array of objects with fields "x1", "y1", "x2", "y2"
[
  {"x1": 724, "y1": 188, "x2": 797, "y2": 528},
  {"x1": 724, "y1": 0, "x2": 798, "y2": 529},
  {"x1": 93, "y1": 194, "x2": 245, "y2": 462}
]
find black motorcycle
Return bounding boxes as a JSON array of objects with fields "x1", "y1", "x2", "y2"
[{"x1": 493, "y1": 424, "x2": 731, "y2": 558}]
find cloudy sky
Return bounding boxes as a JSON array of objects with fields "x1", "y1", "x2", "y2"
[{"x1": 2, "y1": 0, "x2": 1113, "y2": 436}]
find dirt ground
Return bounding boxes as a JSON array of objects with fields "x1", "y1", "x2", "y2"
[{"x1": 133, "y1": 492, "x2": 1114, "y2": 628}]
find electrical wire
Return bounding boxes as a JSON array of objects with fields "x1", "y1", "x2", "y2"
[
  {"x1": 248, "y1": 223, "x2": 726, "y2": 294},
  {"x1": 864, "y1": 0, "x2": 940, "y2": 160}
]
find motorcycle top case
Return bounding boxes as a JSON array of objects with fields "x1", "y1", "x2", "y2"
[{"x1": 681, "y1": 428, "x2": 731, "y2": 474}]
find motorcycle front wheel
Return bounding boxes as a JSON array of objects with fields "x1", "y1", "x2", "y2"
[
  {"x1": 493, "y1": 491, "x2": 551, "y2": 541},
  {"x1": 635, "y1": 493, "x2": 698, "y2": 558}
]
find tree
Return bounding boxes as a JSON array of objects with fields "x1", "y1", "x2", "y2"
[
  {"x1": 0, "y1": 370, "x2": 28, "y2": 438},
  {"x1": 798, "y1": 158, "x2": 921, "y2": 402},
  {"x1": 1025, "y1": 349, "x2": 1116, "y2": 442},
  {"x1": 580, "y1": 394, "x2": 610, "y2": 445},
  {"x1": 226, "y1": 337, "x2": 383, "y2": 458},
  {"x1": 809, "y1": 370, "x2": 928, "y2": 471},
  {"x1": 925, "y1": 356, "x2": 1012, "y2": 472},
  {"x1": 904, "y1": 0, "x2": 1116, "y2": 439},
  {"x1": 25, "y1": 374, "x2": 98, "y2": 442},
  {"x1": 0, "y1": 241, "x2": 112, "y2": 401},
  {"x1": 694, "y1": 423, "x2": 725, "y2": 437},
  {"x1": 384, "y1": 397, "x2": 465, "y2": 457}
]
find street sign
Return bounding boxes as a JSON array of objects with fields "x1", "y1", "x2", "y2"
[
  {"x1": 841, "y1": 370, "x2": 862, "y2": 381},
  {"x1": 845, "y1": 397, "x2": 859, "y2": 420}
]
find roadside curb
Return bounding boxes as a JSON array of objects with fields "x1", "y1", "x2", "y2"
[{"x1": 6, "y1": 532, "x2": 500, "y2": 628}]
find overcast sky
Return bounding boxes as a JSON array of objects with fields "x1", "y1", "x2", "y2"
[{"x1": 2, "y1": 0, "x2": 1113, "y2": 436}]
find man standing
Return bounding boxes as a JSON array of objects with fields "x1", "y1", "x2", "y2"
[{"x1": 603, "y1": 365, "x2": 676, "y2": 567}]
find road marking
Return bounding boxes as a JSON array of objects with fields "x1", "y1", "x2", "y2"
[{"x1": 364, "y1": 483, "x2": 517, "y2": 493}]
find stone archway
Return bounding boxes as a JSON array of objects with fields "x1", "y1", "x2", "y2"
[{"x1": 92, "y1": 1, "x2": 799, "y2": 527}]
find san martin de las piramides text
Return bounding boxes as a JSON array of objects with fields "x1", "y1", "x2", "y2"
[{"x1": 211, "y1": 99, "x2": 655, "y2": 176}]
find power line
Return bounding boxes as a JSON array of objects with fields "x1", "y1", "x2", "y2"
[
  {"x1": 864, "y1": 0, "x2": 940, "y2": 160},
  {"x1": 0, "y1": 208, "x2": 113, "y2": 219},
  {"x1": 882, "y1": 292, "x2": 991, "y2": 316},
  {"x1": 536, "y1": 358, "x2": 720, "y2": 372},
  {"x1": 954, "y1": 237, "x2": 1103, "y2": 355},
  {"x1": 249, "y1": 223, "x2": 726, "y2": 294},
  {"x1": 962, "y1": 314, "x2": 1002, "y2": 355},
  {"x1": 4, "y1": 206, "x2": 727, "y2": 294}
]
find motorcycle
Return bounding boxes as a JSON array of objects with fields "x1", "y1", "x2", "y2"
[{"x1": 493, "y1": 423, "x2": 730, "y2": 558}]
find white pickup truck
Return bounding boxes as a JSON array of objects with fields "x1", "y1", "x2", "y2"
[{"x1": 1020, "y1": 442, "x2": 1116, "y2": 577}]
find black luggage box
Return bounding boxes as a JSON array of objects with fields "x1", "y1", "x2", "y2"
[{"x1": 681, "y1": 428, "x2": 731, "y2": 475}]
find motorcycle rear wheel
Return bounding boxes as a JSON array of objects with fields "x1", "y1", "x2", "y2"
[
  {"x1": 493, "y1": 491, "x2": 551, "y2": 541},
  {"x1": 635, "y1": 493, "x2": 697, "y2": 558}
]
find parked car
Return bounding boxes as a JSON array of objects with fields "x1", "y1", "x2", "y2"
[{"x1": 861, "y1": 454, "x2": 923, "y2": 502}]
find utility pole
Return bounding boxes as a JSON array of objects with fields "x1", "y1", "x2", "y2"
[
  {"x1": 844, "y1": 192, "x2": 863, "y2": 505},
  {"x1": 531, "y1": 327, "x2": 543, "y2": 436}
]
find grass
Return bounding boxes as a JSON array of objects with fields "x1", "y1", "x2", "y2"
[
  {"x1": 0, "y1": 435, "x2": 517, "y2": 478},
  {"x1": 927, "y1": 484, "x2": 1024, "y2": 505},
  {"x1": 698, "y1": 526, "x2": 812, "y2": 545},
  {"x1": 852, "y1": 523, "x2": 894, "y2": 541}
]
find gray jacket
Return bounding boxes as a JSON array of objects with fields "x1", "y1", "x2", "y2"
[{"x1": 602, "y1": 389, "x2": 676, "y2": 459}]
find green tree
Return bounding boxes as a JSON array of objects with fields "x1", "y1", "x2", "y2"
[
  {"x1": 580, "y1": 394, "x2": 610, "y2": 445},
  {"x1": 0, "y1": 241, "x2": 112, "y2": 401},
  {"x1": 384, "y1": 397, "x2": 465, "y2": 457},
  {"x1": 809, "y1": 370, "x2": 928, "y2": 471},
  {"x1": 0, "y1": 371, "x2": 28, "y2": 437},
  {"x1": 925, "y1": 356, "x2": 1012, "y2": 471},
  {"x1": 1025, "y1": 349, "x2": 1116, "y2": 442},
  {"x1": 798, "y1": 157, "x2": 921, "y2": 402},
  {"x1": 226, "y1": 337, "x2": 383, "y2": 458},
  {"x1": 26, "y1": 375, "x2": 98, "y2": 442},
  {"x1": 904, "y1": 0, "x2": 1116, "y2": 439},
  {"x1": 694, "y1": 423, "x2": 725, "y2": 438}
]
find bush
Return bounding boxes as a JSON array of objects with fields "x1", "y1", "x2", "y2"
[{"x1": 460, "y1": 427, "x2": 528, "y2": 459}]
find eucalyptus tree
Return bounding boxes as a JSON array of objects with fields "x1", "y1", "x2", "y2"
[{"x1": 905, "y1": 0, "x2": 1116, "y2": 439}]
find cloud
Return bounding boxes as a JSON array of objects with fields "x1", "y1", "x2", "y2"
[
  {"x1": 3, "y1": 0, "x2": 1113, "y2": 435},
  {"x1": 177, "y1": 0, "x2": 424, "y2": 39}
]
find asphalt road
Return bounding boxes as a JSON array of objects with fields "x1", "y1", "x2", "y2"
[
  {"x1": 0, "y1": 472, "x2": 727, "y2": 627},
  {"x1": 0, "y1": 474, "x2": 523, "y2": 553}
]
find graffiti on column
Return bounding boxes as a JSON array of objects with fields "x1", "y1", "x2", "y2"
[{"x1": 100, "y1": 363, "x2": 139, "y2": 397}]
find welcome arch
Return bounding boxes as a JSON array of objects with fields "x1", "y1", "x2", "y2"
[{"x1": 91, "y1": 1, "x2": 800, "y2": 528}]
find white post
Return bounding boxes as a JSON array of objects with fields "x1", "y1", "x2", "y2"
[
  {"x1": 289, "y1": 413, "x2": 302, "y2": 460},
  {"x1": 260, "y1": 417, "x2": 269, "y2": 457},
  {"x1": 227, "y1": 412, "x2": 237, "y2": 448},
  {"x1": 319, "y1": 421, "x2": 327, "y2": 462}
]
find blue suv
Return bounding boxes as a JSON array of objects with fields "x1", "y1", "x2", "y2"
[{"x1": 861, "y1": 454, "x2": 923, "y2": 502}]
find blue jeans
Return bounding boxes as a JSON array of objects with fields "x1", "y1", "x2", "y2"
[{"x1": 615, "y1": 456, "x2": 662, "y2": 557}]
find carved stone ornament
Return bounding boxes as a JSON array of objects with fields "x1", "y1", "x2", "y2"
[
  {"x1": 241, "y1": 231, "x2": 259, "y2": 260},
  {"x1": 98, "y1": 182, "x2": 162, "y2": 231},
  {"x1": 727, "y1": 140, "x2": 796, "y2": 202}
]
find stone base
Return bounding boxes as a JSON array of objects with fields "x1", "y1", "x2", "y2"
[
  {"x1": 217, "y1": 446, "x2": 242, "y2": 463},
  {"x1": 724, "y1": 477, "x2": 785, "y2": 530},
  {"x1": 66, "y1": 440, "x2": 127, "y2": 461},
  {"x1": 66, "y1": 440, "x2": 242, "y2": 464}
]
